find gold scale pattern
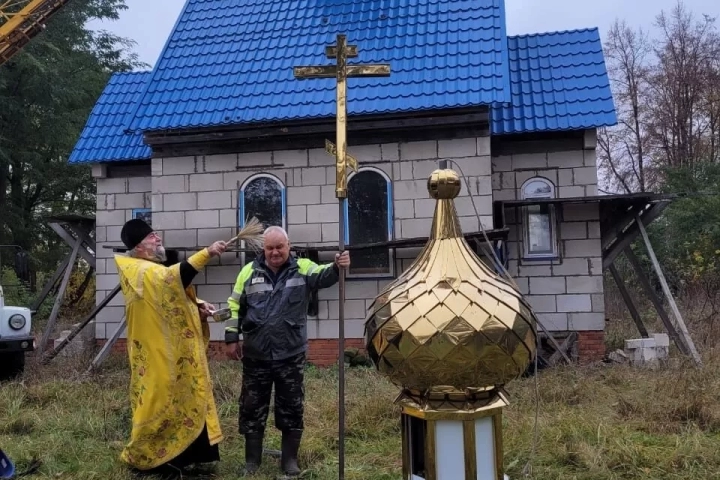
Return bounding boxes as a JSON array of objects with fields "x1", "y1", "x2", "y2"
[{"x1": 364, "y1": 169, "x2": 538, "y2": 405}]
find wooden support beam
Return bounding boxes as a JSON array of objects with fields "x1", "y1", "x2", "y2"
[
  {"x1": 38, "y1": 236, "x2": 81, "y2": 354},
  {"x1": 548, "y1": 331, "x2": 578, "y2": 366},
  {"x1": 66, "y1": 222, "x2": 96, "y2": 253},
  {"x1": 42, "y1": 284, "x2": 122, "y2": 364},
  {"x1": 104, "y1": 228, "x2": 511, "y2": 254},
  {"x1": 30, "y1": 255, "x2": 70, "y2": 313},
  {"x1": 602, "y1": 202, "x2": 669, "y2": 269},
  {"x1": 48, "y1": 222, "x2": 96, "y2": 268},
  {"x1": 635, "y1": 214, "x2": 702, "y2": 365},
  {"x1": 536, "y1": 317, "x2": 572, "y2": 365},
  {"x1": 601, "y1": 204, "x2": 642, "y2": 251},
  {"x1": 624, "y1": 248, "x2": 688, "y2": 356},
  {"x1": 87, "y1": 316, "x2": 126, "y2": 373},
  {"x1": 145, "y1": 110, "x2": 490, "y2": 146},
  {"x1": 608, "y1": 263, "x2": 649, "y2": 338}
]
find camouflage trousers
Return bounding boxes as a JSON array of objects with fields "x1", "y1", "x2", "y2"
[{"x1": 239, "y1": 352, "x2": 306, "y2": 435}]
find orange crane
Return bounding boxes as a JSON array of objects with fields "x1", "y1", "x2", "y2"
[{"x1": 0, "y1": 0, "x2": 72, "y2": 66}]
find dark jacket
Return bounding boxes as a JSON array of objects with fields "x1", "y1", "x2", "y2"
[{"x1": 225, "y1": 254, "x2": 340, "y2": 361}]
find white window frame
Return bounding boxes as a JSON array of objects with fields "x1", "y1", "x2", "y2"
[
  {"x1": 343, "y1": 167, "x2": 395, "y2": 279},
  {"x1": 238, "y1": 173, "x2": 287, "y2": 264},
  {"x1": 520, "y1": 177, "x2": 558, "y2": 260}
]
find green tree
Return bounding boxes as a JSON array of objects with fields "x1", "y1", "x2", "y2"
[
  {"x1": 649, "y1": 163, "x2": 720, "y2": 288},
  {"x1": 0, "y1": 0, "x2": 145, "y2": 282}
]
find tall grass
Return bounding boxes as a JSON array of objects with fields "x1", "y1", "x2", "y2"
[
  {"x1": 2, "y1": 276, "x2": 719, "y2": 478},
  {"x1": 2, "y1": 342, "x2": 720, "y2": 479}
]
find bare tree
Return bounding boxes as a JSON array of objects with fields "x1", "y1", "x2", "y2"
[
  {"x1": 647, "y1": 1, "x2": 720, "y2": 169},
  {"x1": 699, "y1": 46, "x2": 720, "y2": 163},
  {"x1": 598, "y1": 20, "x2": 653, "y2": 193},
  {"x1": 600, "y1": 1, "x2": 720, "y2": 194},
  {"x1": 597, "y1": 127, "x2": 632, "y2": 194}
]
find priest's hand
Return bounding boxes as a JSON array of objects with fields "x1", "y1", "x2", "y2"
[
  {"x1": 208, "y1": 241, "x2": 228, "y2": 257},
  {"x1": 226, "y1": 342, "x2": 241, "y2": 361},
  {"x1": 198, "y1": 302, "x2": 216, "y2": 321}
]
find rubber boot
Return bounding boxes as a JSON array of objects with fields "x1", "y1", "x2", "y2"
[
  {"x1": 243, "y1": 433, "x2": 264, "y2": 475},
  {"x1": 280, "y1": 429, "x2": 302, "y2": 476}
]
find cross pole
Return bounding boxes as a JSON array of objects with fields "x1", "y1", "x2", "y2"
[{"x1": 294, "y1": 34, "x2": 390, "y2": 479}]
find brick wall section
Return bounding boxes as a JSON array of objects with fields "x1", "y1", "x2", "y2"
[
  {"x1": 491, "y1": 129, "x2": 605, "y2": 336},
  {"x1": 97, "y1": 338, "x2": 366, "y2": 367},
  {"x1": 92, "y1": 136, "x2": 494, "y2": 342},
  {"x1": 577, "y1": 331, "x2": 606, "y2": 363},
  {"x1": 97, "y1": 334, "x2": 606, "y2": 366}
]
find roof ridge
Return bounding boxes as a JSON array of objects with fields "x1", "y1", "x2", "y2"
[{"x1": 508, "y1": 27, "x2": 600, "y2": 39}]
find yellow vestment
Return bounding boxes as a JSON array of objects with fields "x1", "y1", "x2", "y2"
[{"x1": 114, "y1": 249, "x2": 223, "y2": 470}]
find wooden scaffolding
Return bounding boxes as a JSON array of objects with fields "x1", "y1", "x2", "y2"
[{"x1": 497, "y1": 192, "x2": 701, "y2": 366}]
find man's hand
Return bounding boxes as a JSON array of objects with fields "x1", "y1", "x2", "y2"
[
  {"x1": 226, "y1": 342, "x2": 241, "y2": 360},
  {"x1": 207, "y1": 240, "x2": 228, "y2": 257},
  {"x1": 198, "y1": 302, "x2": 216, "y2": 321},
  {"x1": 335, "y1": 250, "x2": 350, "y2": 269}
]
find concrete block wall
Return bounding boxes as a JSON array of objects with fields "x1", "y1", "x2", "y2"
[
  {"x1": 491, "y1": 132, "x2": 605, "y2": 334},
  {"x1": 92, "y1": 136, "x2": 494, "y2": 342},
  {"x1": 93, "y1": 174, "x2": 152, "y2": 341}
]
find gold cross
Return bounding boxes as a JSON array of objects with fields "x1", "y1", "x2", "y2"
[{"x1": 294, "y1": 34, "x2": 390, "y2": 198}]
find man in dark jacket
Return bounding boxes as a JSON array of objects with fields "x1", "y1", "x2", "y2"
[{"x1": 225, "y1": 226, "x2": 350, "y2": 476}]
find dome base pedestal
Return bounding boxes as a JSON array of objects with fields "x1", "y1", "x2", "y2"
[{"x1": 398, "y1": 389, "x2": 508, "y2": 480}]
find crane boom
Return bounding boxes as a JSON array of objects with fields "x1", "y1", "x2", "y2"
[{"x1": 0, "y1": 0, "x2": 72, "y2": 66}]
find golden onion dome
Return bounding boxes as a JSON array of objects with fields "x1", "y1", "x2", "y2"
[{"x1": 364, "y1": 168, "x2": 537, "y2": 402}]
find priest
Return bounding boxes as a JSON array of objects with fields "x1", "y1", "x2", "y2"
[{"x1": 114, "y1": 218, "x2": 226, "y2": 477}]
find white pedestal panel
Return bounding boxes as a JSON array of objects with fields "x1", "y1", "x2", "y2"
[
  {"x1": 435, "y1": 420, "x2": 465, "y2": 480},
  {"x1": 402, "y1": 412, "x2": 505, "y2": 480}
]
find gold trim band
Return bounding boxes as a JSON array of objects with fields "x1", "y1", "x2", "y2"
[
  {"x1": 401, "y1": 414, "x2": 410, "y2": 479},
  {"x1": 399, "y1": 392, "x2": 509, "y2": 421},
  {"x1": 425, "y1": 420, "x2": 437, "y2": 480},
  {"x1": 463, "y1": 420, "x2": 477, "y2": 480},
  {"x1": 494, "y1": 414, "x2": 505, "y2": 480}
]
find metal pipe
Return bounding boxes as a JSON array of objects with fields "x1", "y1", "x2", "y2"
[
  {"x1": 335, "y1": 33, "x2": 348, "y2": 480},
  {"x1": 337, "y1": 199, "x2": 346, "y2": 480}
]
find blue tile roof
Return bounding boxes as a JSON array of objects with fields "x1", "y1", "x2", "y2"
[
  {"x1": 68, "y1": 3, "x2": 618, "y2": 164},
  {"x1": 68, "y1": 71, "x2": 152, "y2": 164},
  {"x1": 492, "y1": 28, "x2": 617, "y2": 135},
  {"x1": 127, "y1": 0, "x2": 511, "y2": 132}
]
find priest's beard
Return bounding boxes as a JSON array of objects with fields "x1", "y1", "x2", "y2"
[
  {"x1": 151, "y1": 246, "x2": 167, "y2": 263},
  {"x1": 130, "y1": 244, "x2": 167, "y2": 263}
]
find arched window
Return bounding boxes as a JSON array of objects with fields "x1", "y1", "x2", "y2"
[
  {"x1": 521, "y1": 177, "x2": 558, "y2": 259},
  {"x1": 239, "y1": 174, "x2": 286, "y2": 262},
  {"x1": 343, "y1": 167, "x2": 394, "y2": 277}
]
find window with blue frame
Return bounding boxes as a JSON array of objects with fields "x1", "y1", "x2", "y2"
[
  {"x1": 344, "y1": 168, "x2": 394, "y2": 277},
  {"x1": 132, "y1": 208, "x2": 152, "y2": 226},
  {"x1": 238, "y1": 174, "x2": 286, "y2": 262}
]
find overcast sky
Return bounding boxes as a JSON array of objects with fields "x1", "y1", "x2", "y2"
[{"x1": 87, "y1": 0, "x2": 720, "y2": 67}]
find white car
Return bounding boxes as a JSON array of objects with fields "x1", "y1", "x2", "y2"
[{"x1": 0, "y1": 285, "x2": 35, "y2": 380}]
